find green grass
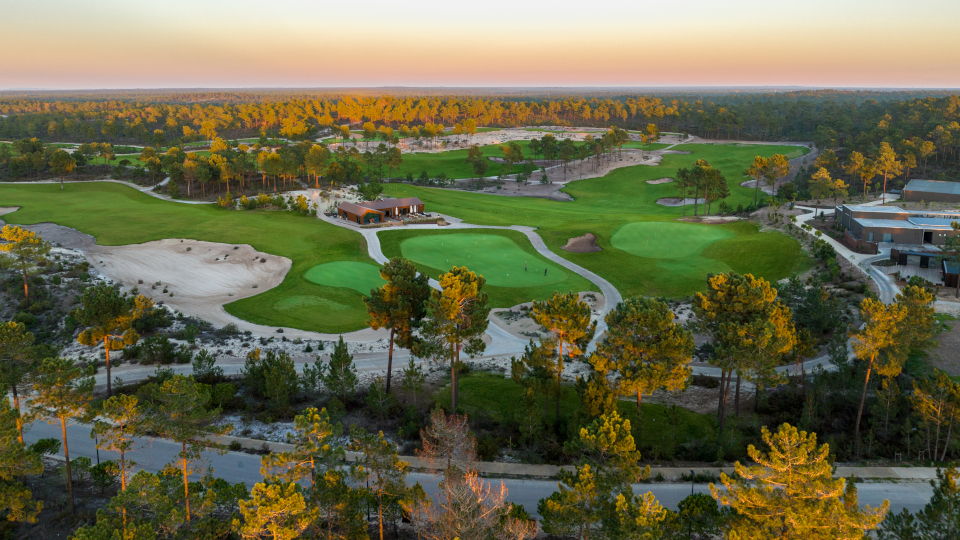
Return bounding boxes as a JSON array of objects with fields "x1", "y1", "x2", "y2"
[
  {"x1": 379, "y1": 229, "x2": 595, "y2": 306},
  {"x1": 303, "y1": 261, "x2": 385, "y2": 295},
  {"x1": 437, "y1": 372, "x2": 716, "y2": 449},
  {"x1": 611, "y1": 222, "x2": 733, "y2": 259},
  {"x1": 383, "y1": 143, "x2": 813, "y2": 298},
  {"x1": 0, "y1": 182, "x2": 373, "y2": 333}
]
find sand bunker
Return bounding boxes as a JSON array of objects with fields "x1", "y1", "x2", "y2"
[
  {"x1": 561, "y1": 233, "x2": 602, "y2": 253},
  {"x1": 88, "y1": 239, "x2": 291, "y2": 326},
  {"x1": 0, "y1": 207, "x2": 20, "y2": 219},
  {"x1": 646, "y1": 177, "x2": 674, "y2": 185},
  {"x1": 657, "y1": 197, "x2": 706, "y2": 207}
]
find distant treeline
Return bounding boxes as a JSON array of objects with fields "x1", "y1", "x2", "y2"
[{"x1": 1, "y1": 91, "x2": 958, "y2": 179}]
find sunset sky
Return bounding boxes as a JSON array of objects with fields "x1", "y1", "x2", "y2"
[{"x1": 2, "y1": 0, "x2": 958, "y2": 89}]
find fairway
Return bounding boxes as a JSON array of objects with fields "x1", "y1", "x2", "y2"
[
  {"x1": 383, "y1": 143, "x2": 813, "y2": 298},
  {"x1": 303, "y1": 261, "x2": 385, "y2": 295},
  {"x1": 380, "y1": 228, "x2": 595, "y2": 307},
  {"x1": 400, "y1": 233, "x2": 566, "y2": 288},
  {"x1": 611, "y1": 222, "x2": 733, "y2": 259},
  {"x1": 0, "y1": 182, "x2": 372, "y2": 333}
]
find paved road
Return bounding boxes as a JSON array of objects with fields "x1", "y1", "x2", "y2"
[
  {"x1": 795, "y1": 197, "x2": 901, "y2": 304},
  {"x1": 23, "y1": 421, "x2": 931, "y2": 517}
]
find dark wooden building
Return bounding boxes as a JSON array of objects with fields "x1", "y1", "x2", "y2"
[{"x1": 336, "y1": 197, "x2": 425, "y2": 225}]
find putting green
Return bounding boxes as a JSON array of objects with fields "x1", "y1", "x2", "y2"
[
  {"x1": 303, "y1": 261, "x2": 385, "y2": 295},
  {"x1": 399, "y1": 233, "x2": 568, "y2": 288},
  {"x1": 611, "y1": 222, "x2": 734, "y2": 259}
]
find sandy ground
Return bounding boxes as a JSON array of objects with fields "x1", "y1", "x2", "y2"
[
  {"x1": 13, "y1": 221, "x2": 387, "y2": 341},
  {"x1": 489, "y1": 292, "x2": 606, "y2": 343},
  {"x1": 561, "y1": 233, "x2": 602, "y2": 253},
  {"x1": 647, "y1": 177, "x2": 674, "y2": 185},
  {"x1": 657, "y1": 197, "x2": 707, "y2": 207},
  {"x1": 89, "y1": 239, "x2": 290, "y2": 323}
]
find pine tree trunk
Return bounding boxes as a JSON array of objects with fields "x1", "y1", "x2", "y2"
[
  {"x1": 182, "y1": 450, "x2": 191, "y2": 523},
  {"x1": 11, "y1": 385, "x2": 22, "y2": 444},
  {"x1": 734, "y1": 375, "x2": 741, "y2": 417},
  {"x1": 385, "y1": 328, "x2": 395, "y2": 393},
  {"x1": 62, "y1": 417, "x2": 75, "y2": 514},
  {"x1": 854, "y1": 363, "x2": 873, "y2": 455},
  {"x1": 104, "y1": 337, "x2": 112, "y2": 397}
]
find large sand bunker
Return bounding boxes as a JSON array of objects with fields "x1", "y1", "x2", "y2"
[
  {"x1": 13, "y1": 221, "x2": 293, "y2": 330},
  {"x1": 89, "y1": 239, "x2": 291, "y2": 326},
  {"x1": 656, "y1": 197, "x2": 706, "y2": 207},
  {"x1": 561, "y1": 233, "x2": 602, "y2": 253}
]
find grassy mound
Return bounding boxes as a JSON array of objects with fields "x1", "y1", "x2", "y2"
[{"x1": 303, "y1": 261, "x2": 385, "y2": 295}]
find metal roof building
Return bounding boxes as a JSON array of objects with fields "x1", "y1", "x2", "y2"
[{"x1": 903, "y1": 179, "x2": 960, "y2": 203}]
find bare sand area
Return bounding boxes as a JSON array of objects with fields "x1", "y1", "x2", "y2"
[
  {"x1": 561, "y1": 233, "x2": 602, "y2": 253},
  {"x1": 0, "y1": 207, "x2": 19, "y2": 218},
  {"x1": 646, "y1": 177, "x2": 673, "y2": 185},
  {"x1": 89, "y1": 239, "x2": 290, "y2": 325},
  {"x1": 657, "y1": 197, "x2": 706, "y2": 207}
]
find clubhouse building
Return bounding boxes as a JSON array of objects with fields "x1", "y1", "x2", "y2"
[
  {"x1": 835, "y1": 204, "x2": 960, "y2": 248},
  {"x1": 337, "y1": 197, "x2": 425, "y2": 224}
]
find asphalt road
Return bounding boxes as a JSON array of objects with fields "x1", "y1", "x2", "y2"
[{"x1": 24, "y1": 421, "x2": 933, "y2": 517}]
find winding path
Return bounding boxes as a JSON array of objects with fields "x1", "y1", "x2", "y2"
[
  {"x1": 795, "y1": 197, "x2": 901, "y2": 304},
  {"x1": 318, "y1": 208, "x2": 621, "y2": 351}
]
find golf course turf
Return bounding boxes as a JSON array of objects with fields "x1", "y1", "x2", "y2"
[
  {"x1": 1, "y1": 140, "x2": 811, "y2": 331},
  {"x1": 382, "y1": 142, "x2": 812, "y2": 298},
  {"x1": 303, "y1": 261, "x2": 385, "y2": 296},
  {"x1": 379, "y1": 228, "x2": 595, "y2": 307},
  {"x1": 0, "y1": 182, "x2": 372, "y2": 333},
  {"x1": 611, "y1": 222, "x2": 734, "y2": 259}
]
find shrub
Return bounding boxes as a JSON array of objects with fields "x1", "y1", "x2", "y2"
[{"x1": 29, "y1": 438, "x2": 61, "y2": 456}]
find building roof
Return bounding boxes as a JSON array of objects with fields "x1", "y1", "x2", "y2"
[
  {"x1": 904, "y1": 179, "x2": 960, "y2": 196},
  {"x1": 945, "y1": 261, "x2": 959, "y2": 274},
  {"x1": 359, "y1": 197, "x2": 424, "y2": 211},
  {"x1": 843, "y1": 204, "x2": 908, "y2": 213},
  {"x1": 852, "y1": 218, "x2": 923, "y2": 229},
  {"x1": 908, "y1": 217, "x2": 960, "y2": 228},
  {"x1": 338, "y1": 201, "x2": 383, "y2": 215}
]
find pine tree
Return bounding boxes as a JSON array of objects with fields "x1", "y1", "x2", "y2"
[
  {"x1": 0, "y1": 225, "x2": 50, "y2": 302},
  {"x1": 531, "y1": 291, "x2": 596, "y2": 420},
  {"x1": 712, "y1": 423, "x2": 888, "y2": 540},
  {"x1": 29, "y1": 357, "x2": 94, "y2": 515},
  {"x1": 400, "y1": 358, "x2": 426, "y2": 407},
  {"x1": 235, "y1": 482, "x2": 317, "y2": 540},
  {"x1": 692, "y1": 272, "x2": 797, "y2": 436},
  {"x1": 365, "y1": 257, "x2": 430, "y2": 393},
  {"x1": 511, "y1": 338, "x2": 560, "y2": 425},
  {"x1": 321, "y1": 336, "x2": 358, "y2": 403},
  {"x1": 878, "y1": 467, "x2": 960, "y2": 539},
  {"x1": 910, "y1": 369, "x2": 960, "y2": 462},
  {"x1": 73, "y1": 284, "x2": 153, "y2": 397},
  {"x1": 596, "y1": 296, "x2": 693, "y2": 435},
  {"x1": 539, "y1": 411, "x2": 659, "y2": 540},
  {"x1": 850, "y1": 298, "x2": 907, "y2": 453},
  {"x1": 93, "y1": 394, "x2": 144, "y2": 494},
  {"x1": 417, "y1": 266, "x2": 490, "y2": 412},
  {"x1": 0, "y1": 398, "x2": 42, "y2": 524},
  {"x1": 0, "y1": 321, "x2": 35, "y2": 443},
  {"x1": 146, "y1": 374, "x2": 231, "y2": 524},
  {"x1": 350, "y1": 428, "x2": 409, "y2": 540}
]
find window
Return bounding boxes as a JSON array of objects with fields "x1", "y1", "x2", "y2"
[{"x1": 868, "y1": 232, "x2": 874, "y2": 242}]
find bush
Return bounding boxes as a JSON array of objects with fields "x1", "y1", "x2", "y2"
[
  {"x1": 130, "y1": 335, "x2": 192, "y2": 365},
  {"x1": 477, "y1": 435, "x2": 501, "y2": 461},
  {"x1": 29, "y1": 438, "x2": 61, "y2": 456}
]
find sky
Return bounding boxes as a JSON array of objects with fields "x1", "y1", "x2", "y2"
[{"x1": 2, "y1": 0, "x2": 959, "y2": 89}]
